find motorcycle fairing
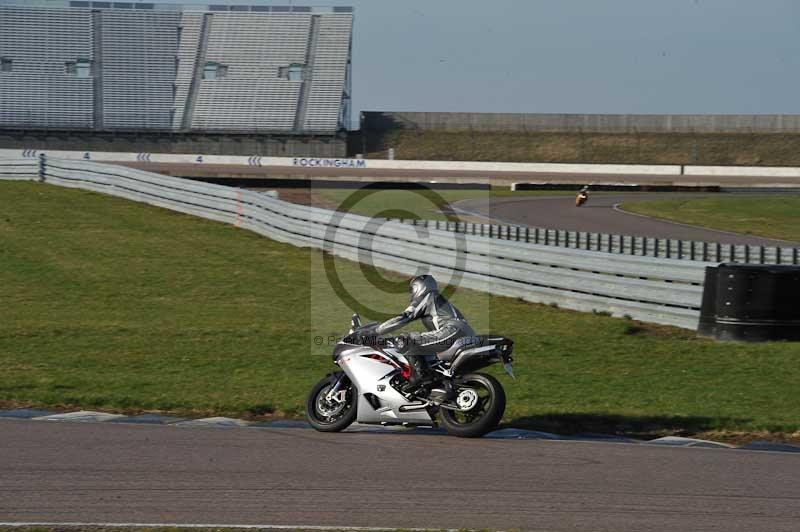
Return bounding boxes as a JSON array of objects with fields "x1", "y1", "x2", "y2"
[{"x1": 336, "y1": 345, "x2": 435, "y2": 426}]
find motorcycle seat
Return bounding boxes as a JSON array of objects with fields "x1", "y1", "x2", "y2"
[{"x1": 436, "y1": 336, "x2": 485, "y2": 362}]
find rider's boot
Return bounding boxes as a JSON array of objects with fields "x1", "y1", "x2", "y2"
[{"x1": 401, "y1": 356, "x2": 435, "y2": 394}]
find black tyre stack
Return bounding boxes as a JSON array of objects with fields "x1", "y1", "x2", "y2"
[{"x1": 698, "y1": 264, "x2": 800, "y2": 341}]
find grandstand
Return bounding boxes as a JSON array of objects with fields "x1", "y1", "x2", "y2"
[{"x1": 0, "y1": 1, "x2": 353, "y2": 136}]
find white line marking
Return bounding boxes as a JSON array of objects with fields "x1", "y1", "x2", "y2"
[
  {"x1": 611, "y1": 203, "x2": 798, "y2": 245},
  {"x1": 0, "y1": 522, "x2": 456, "y2": 532}
]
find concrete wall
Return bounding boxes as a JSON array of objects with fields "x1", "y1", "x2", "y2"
[
  {"x1": 0, "y1": 130, "x2": 346, "y2": 157},
  {"x1": 362, "y1": 112, "x2": 800, "y2": 134}
]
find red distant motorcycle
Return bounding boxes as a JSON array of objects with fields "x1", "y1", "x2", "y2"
[{"x1": 575, "y1": 187, "x2": 589, "y2": 207}]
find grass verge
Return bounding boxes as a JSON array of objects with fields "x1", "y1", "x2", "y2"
[
  {"x1": 363, "y1": 130, "x2": 800, "y2": 166},
  {"x1": 621, "y1": 196, "x2": 800, "y2": 242},
  {"x1": 2, "y1": 182, "x2": 800, "y2": 442}
]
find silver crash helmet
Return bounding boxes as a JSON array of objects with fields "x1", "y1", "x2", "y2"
[{"x1": 409, "y1": 274, "x2": 439, "y2": 302}]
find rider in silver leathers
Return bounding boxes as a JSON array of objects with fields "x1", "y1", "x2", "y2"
[{"x1": 375, "y1": 275, "x2": 475, "y2": 390}]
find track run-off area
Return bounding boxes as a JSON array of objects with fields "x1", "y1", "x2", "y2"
[
  {"x1": 453, "y1": 193, "x2": 799, "y2": 246},
  {"x1": 2, "y1": 419, "x2": 800, "y2": 532}
]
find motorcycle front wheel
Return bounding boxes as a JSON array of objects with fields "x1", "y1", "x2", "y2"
[
  {"x1": 305, "y1": 372, "x2": 357, "y2": 432},
  {"x1": 439, "y1": 372, "x2": 506, "y2": 438}
]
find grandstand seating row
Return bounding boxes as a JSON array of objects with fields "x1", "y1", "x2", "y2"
[{"x1": 0, "y1": 2, "x2": 353, "y2": 134}]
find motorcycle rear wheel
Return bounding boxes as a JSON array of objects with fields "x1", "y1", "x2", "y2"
[
  {"x1": 305, "y1": 373, "x2": 357, "y2": 432},
  {"x1": 439, "y1": 372, "x2": 506, "y2": 438}
]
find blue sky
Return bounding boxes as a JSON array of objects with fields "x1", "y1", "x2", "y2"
[
  {"x1": 168, "y1": 0, "x2": 800, "y2": 115},
  {"x1": 349, "y1": 0, "x2": 800, "y2": 115}
]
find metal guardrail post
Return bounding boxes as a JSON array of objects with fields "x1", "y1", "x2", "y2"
[
  {"x1": 677, "y1": 240, "x2": 683, "y2": 260},
  {"x1": 729, "y1": 243, "x2": 736, "y2": 262},
  {"x1": 654, "y1": 238, "x2": 659, "y2": 258},
  {"x1": 702, "y1": 242, "x2": 708, "y2": 262},
  {"x1": 690, "y1": 241, "x2": 695, "y2": 261},
  {"x1": 794, "y1": 248, "x2": 798, "y2": 265},
  {"x1": 777, "y1": 247, "x2": 782, "y2": 265},
  {"x1": 744, "y1": 245, "x2": 750, "y2": 263},
  {"x1": 759, "y1": 246, "x2": 765, "y2": 264},
  {"x1": 525, "y1": 227, "x2": 529, "y2": 243},
  {"x1": 38, "y1": 153, "x2": 46, "y2": 182},
  {"x1": 715, "y1": 242, "x2": 721, "y2": 262}
]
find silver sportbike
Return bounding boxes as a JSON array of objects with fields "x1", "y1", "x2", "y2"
[{"x1": 306, "y1": 314, "x2": 515, "y2": 438}]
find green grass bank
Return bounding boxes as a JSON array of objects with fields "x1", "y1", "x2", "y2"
[
  {"x1": 622, "y1": 196, "x2": 800, "y2": 242},
  {"x1": 360, "y1": 130, "x2": 800, "y2": 166},
  {"x1": 2, "y1": 181, "x2": 800, "y2": 442}
]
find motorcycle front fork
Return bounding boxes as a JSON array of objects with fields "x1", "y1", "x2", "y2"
[{"x1": 325, "y1": 373, "x2": 348, "y2": 403}]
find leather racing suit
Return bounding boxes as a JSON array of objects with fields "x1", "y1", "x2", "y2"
[{"x1": 375, "y1": 276, "x2": 475, "y2": 388}]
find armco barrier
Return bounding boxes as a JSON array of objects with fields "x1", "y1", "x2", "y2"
[
  {"x1": 1, "y1": 157, "x2": 707, "y2": 329},
  {"x1": 0, "y1": 158, "x2": 39, "y2": 180},
  {"x1": 394, "y1": 219, "x2": 800, "y2": 266}
]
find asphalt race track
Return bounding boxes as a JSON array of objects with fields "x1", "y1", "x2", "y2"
[
  {"x1": 455, "y1": 193, "x2": 798, "y2": 245},
  {"x1": 2, "y1": 420, "x2": 799, "y2": 531}
]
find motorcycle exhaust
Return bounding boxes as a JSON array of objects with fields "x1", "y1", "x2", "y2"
[{"x1": 398, "y1": 401, "x2": 430, "y2": 412}]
